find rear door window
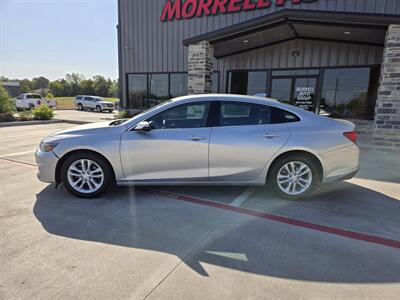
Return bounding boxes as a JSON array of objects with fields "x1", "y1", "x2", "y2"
[
  {"x1": 219, "y1": 101, "x2": 300, "y2": 126},
  {"x1": 219, "y1": 102, "x2": 272, "y2": 126}
]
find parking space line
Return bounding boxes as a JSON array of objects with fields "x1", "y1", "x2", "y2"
[
  {"x1": 143, "y1": 188, "x2": 400, "y2": 250},
  {"x1": 0, "y1": 150, "x2": 35, "y2": 158},
  {"x1": 0, "y1": 157, "x2": 37, "y2": 167},
  {"x1": 230, "y1": 187, "x2": 256, "y2": 207}
]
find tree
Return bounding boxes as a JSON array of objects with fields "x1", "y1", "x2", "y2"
[
  {"x1": 108, "y1": 80, "x2": 119, "y2": 97},
  {"x1": 19, "y1": 79, "x2": 33, "y2": 93},
  {"x1": 80, "y1": 79, "x2": 95, "y2": 95},
  {"x1": 32, "y1": 76, "x2": 50, "y2": 90},
  {"x1": 93, "y1": 75, "x2": 109, "y2": 97},
  {"x1": 0, "y1": 85, "x2": 14, "y2": 113},
  {"x1": 65, "y1": 73, "x2": 83, "y2": 96},
  {"x1": 49, "y1": 80, "x2": 64, "y2": 97}
]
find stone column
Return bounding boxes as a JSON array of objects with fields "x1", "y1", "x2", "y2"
[
  {"x1": 188, "y1": 41, "x2": 214, "y2": 94},
  {"x1": 372, "y1": 24, "x2": 400, "y2": 149}
]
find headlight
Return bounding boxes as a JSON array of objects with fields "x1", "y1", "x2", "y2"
[
  {"x1": 102, "y1": 103, "x2": 108, "y2": 107},
  {"x1": 39, "y1": 142, "x2": 58, "y2": 152}
]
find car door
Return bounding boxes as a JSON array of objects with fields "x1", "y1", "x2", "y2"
[
  {"x1": 120, "y1": 101, "x2": 212, "y2": 182},
  {"x1": 84, "y1": 97, "x2": 93, "y2": 109},
  {"x1": 209, "y1": 101, "x2": 291, "y2": 182}
]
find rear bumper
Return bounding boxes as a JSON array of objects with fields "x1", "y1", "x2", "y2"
[
  {"x1": 320, "y1": 144, "x2": 360, "y2": 183},
  {"x1": 35, "y1": 149, "x2": 59, "y2": 183}
]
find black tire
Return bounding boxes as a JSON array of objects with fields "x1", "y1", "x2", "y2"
[
  {"x1": 96, "y1": 105, "x2": 102, "y2": 112},
  {"x1": 61, "y1": 152, "x2": 114, "y2": 198},
  {"x1": 78, "y1": 103, "x2": 83, "y2": 110},
  {"x1": 268, "y1": 154, "x2": 320, "y2": 200},
  {"x1": 29, "y1": 104, "x2": 35, "y2": 110}
]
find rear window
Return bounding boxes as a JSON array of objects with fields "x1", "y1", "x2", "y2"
[
  {"x1": 28, "y1": 94, "x2": 42, "y2": 99},
  {"x1": 76, "y1": 96, "x2": 82, "y2": 100}
]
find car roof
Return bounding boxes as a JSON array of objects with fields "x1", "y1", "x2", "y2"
[
  {"x1": 76, "y1": 95, "x2": 104, "y2": 98},
  {"x1": 22, "y1": 93, "x2": 41, "y2": 96},
  {"x1": 170, "y1": 94, "x2": 279, "y2": 104}
]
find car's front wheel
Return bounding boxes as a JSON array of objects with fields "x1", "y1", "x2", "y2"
[
  {"x1": 269, "y1": 155, "x2": 320, "y2": 200},
  {"x1": 95, "y1": 105, "x2": 102, "y2": 112},
  {"x1": 61, "y1": 152, "x2": 113, "y2": 198}
]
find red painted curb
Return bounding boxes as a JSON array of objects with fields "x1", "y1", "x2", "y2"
[{"x1": 143, "y1": 188, "x2": 400, "y2": 250}]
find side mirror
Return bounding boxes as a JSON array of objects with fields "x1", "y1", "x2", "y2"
[{"x1": 134, "y1": 121, "x2": 152, "y2": 132}]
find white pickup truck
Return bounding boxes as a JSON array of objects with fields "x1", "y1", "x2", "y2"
[{"x1": 14, "y1": 93, "x2": 57, "y2": 110}]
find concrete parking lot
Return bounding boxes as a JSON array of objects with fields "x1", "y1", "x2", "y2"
[
  {"x1": 54, "y1": 109, "x2": 116, "y2": 124},
  {"x1": 1, "y1": 122, "x2": 399, "y2": 300}
]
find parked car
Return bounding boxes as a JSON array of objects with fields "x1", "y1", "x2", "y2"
[
  {"x1": 14, "y1": 93, "x2": 57, "y2": 110},
  {"x1": 75, "y1": 95, "x2": 115, "y2": 112},
  {"x1": 36, "y1": 94, "x2": 359, "y2": 199}
]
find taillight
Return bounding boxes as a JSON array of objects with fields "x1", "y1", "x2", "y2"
[
  {"x1": 37, "y1": 100, "x2": 41, "y2": 105},
  {"x1": 343, "y1": 131, "x2": 358, "y2": 143}
]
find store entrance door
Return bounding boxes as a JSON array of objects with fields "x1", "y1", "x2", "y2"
[{"x1": 270, "y1": 76, "x2": 318, "y2": 112}]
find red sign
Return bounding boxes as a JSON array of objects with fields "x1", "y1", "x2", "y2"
[{"x1": 161, "y1": 0, "x2": 318, "y2": 21}]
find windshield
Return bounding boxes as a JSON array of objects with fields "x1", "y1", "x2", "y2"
[{"x1": 95, "y1": 98, "x2": 104, "y2": 102}]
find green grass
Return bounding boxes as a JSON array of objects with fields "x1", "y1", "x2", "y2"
[{"x1": 54, "y1": 97, "x2": 119, "y2": 110}]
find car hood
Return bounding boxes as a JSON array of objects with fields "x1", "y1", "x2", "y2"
[
  {"x1": 47, "y1": 121, "x2": 113, "y2": 139},
  {"x1": 98, "y1": 101, "x2": 113, "y2": 105}
]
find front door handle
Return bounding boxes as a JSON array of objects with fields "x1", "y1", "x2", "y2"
[
  {"x1": 190, "y1": 136, "x2": 206, "y2": 141},
  {"x1": 263, "y1": 133, "x2": 280, "y2": 139}
]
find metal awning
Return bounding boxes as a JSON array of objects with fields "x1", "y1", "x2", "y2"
[{"x1": 183, "y1": 9, "x2": 398, "y2": 58}]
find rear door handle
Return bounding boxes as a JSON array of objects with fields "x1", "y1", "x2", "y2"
[
  {"x1": 190, "y1": 136, "x2": 206, "y2": 141},
  {"x1": 263, "y1": 133, "x2": 280, "y2": 139}
]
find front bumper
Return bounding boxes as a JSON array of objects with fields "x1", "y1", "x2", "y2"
[{"x1": 35, "y1": 149, "x2": 59, "y2": 183}]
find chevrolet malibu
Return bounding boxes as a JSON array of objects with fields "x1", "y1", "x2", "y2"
[{"x1": 36, "y1": 94, "x2": 359, "y2": 200}]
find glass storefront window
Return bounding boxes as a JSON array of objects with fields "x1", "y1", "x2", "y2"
[
  {"x1": 170, "y1": 73, "x2": 188, "y2": 98},
  {"x1": 148, "y1": 74, "x2": 169, "y2": 107},
  {"x1": 271, "y1": 78, "x2": 292, "y2": 103},
  {"x1": 228, "y1": 71, "x2": 268, "y2": 95},
  {"x1": 321, "y1": 66, "x2": 379, "y2": 119},
  {"x1": 212, "y1": 72, "x2": 219, "y2": 93},
  {"x1": 127, "y1": 74, "x2": 147, "y2": 110}
]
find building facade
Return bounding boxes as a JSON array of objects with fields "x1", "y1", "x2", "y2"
[{"x1": 118, "y1": 0, "x2": 400, "y2": 149}]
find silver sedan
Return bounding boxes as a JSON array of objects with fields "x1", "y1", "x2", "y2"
[{"x1": 36, "y1": 94, "x2": 359, "y2": 200}]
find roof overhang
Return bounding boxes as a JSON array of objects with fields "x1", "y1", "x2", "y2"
[{"x1": 183, "y1": 9, "x2": 398, "y2": 58}]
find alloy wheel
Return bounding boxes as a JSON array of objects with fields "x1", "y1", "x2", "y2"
[
  {"x1": 277, "y1": 161, "x2": 312, "y2": 196},
  {"x1": 67, "y1": 159, "x2": 104, "y2": 194}
]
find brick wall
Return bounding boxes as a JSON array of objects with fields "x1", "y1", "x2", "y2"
[
  {"x1": 188, "y1": 41, "x2": 214, "y2": 94},
  {"x1": 372, "y1": 24, "x2": 400, "y2": 149}
]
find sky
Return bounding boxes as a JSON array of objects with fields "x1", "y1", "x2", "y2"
[{"x1": 0, "y1": 0, "x2": 118, "y2": 81}]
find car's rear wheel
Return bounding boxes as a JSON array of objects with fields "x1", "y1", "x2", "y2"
[
  {"x1": 269, "y1": 155, "x2": 320, "y2": 200},
  {"x1": 78, "y1": 103, "x2": 83, "y2": 110},
  {"x1": 61, "y1": 152, "x2": 113, "y2": 198},
  {"x1": 96, "y1": 105, "x2": 102, "y2": 112}
]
